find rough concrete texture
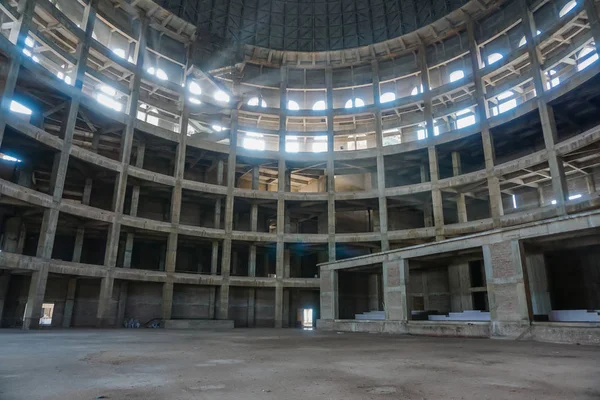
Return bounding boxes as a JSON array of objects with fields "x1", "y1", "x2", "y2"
[{"x1": 1, "y1": 329, "x2": 599, "y2": 400}]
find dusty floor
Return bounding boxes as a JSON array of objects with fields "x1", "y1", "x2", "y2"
[{"x1": 0, "y1": 329, "x2": 598, "y2": 400}]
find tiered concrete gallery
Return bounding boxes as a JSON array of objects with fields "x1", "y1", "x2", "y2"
[{"x1": 0, "y1": 0, "x2": 598, "y2": 344}]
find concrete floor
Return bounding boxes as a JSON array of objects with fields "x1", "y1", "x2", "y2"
[{"x1": 0, "y1": 329, "x2": 599, "y2": 400}]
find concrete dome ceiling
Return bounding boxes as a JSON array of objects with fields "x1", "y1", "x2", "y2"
[{"x1": 157, "y1": 0, "x2": 470, "y2": 52}]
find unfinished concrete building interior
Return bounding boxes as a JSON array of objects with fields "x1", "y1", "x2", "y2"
[{"x1": 0, "y1": 0, "x2": 599, "y2": 398}]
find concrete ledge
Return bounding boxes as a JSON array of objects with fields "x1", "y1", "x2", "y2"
[
  {"x1": 407, "y1": 321, "x2": 490, "y2": 338},
  {"x1": 530, "y1": 323, "x2": 600, "y2": 346},
  {"x1": 317, "y1": 319, "x2": 408, "y2": 334},
  {"x1": 164, "y1": 320, "x2": 235, "y2": 329}
]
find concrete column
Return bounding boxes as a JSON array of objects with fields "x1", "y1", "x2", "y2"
[
  {"x1": 482, "y1": 240, "x2": 531, "y2": 338},
  {"x1": 0, "y1": 0, "x2": 36, "y2": 147},
  {"x1": 372, "y1": 60, "x2": 389, "y2": 251},
  {"x1": 466, "y1": 20, "x2": 504, "y2": 225},
  {"x1": 584, "y1": 0, "x2": 600, "y2": 48},
  {"x1": 104, "y1": 16, "x2": 148, "y2": 268},
  {"x1": 247, "y1": 288, "x2": 255, "y2": 327},
  {"x1": 326, "y1": 67, "x2": 336, "y2": 262},
  {"x1": 452, "y1": 152, "x2": 468, "y2": 223},
  {"x1": 0, "y1": 272, "x2": 10, "y2": 326},
  {"x1": 383, "y1": 259, "x2": 410, "y2": 321},
  {"x1": 212, "y1": 159, "x2": 224, "y2": 275},
  {"x1": 274, "y1": 66, "x2": 288, "y2": 328},
  {"x1": 116, "y1": 282, "x2": 128, "y2": 325},
  {"x1": 428, "y1": 146, "x2": 445, "y2": 240},
  {"x1": 319, "y1": 269, "x2": 338, "y2": 320},
  {"x1": 586, "y1": 173, "x2": 596, "y2": 194},
  {"x1": 520, "y1": 0, "x2": 569, "y2": 214},
  {"x1": 62, "y1": 278, "x2": 77, "y2": 328},
  {"x1": 72, "y1": 226, "x2": 85, "y2": 263},
  {"x1": 96, "y1": 274, "x2": 114, "y2": 327},
  {"x1": 162, "y1": 281, "x2": 173, "y2": 321}
]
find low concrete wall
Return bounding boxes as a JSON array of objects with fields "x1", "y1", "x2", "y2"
[
  {"x1": 529, "y1": 323, "x2": 600, "y2": 346},
  {"x1": 317, "y1": 319, "x2": 600, "y2": 345},
  {"x1": 164, "y1": 320, "x2": 234, "y2": 329}
]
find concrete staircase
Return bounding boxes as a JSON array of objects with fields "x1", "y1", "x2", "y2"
[
  {"x1": 428, "y1": 310, "x2": 491, "y2": 321},
  {"x1": 355, "y1": 311, "x2": 385, "y2": 320},
  {"x1": 548, "y1": 310, "x2": 600, "y2": 322}
]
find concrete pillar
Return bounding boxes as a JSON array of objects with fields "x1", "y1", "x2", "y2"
[
  {"x1": 428, "y1": 146, "x2": 445, "y2": 240},
  {"x1": 116, "y1": 282, "x2": 128, "y2": 325},
  {"x1": 383, "y1": 259, "x2": 410, "y2": 321},
  {"x1": 320, "y1": 269, "x2": 338, "y2": 320},
  {"x1": 96, "y1": 275, "x2": 114, "y2": 327},
  {"x1": 0, "y1": 272, "x2": 10, "y2": 326},
  {"x1": 162, "y1": 281, "x2": 173, "y2": 321},
  {"x1": 584, "y1": 0, "x2": 600, "y2": 49},
  {"x1": 466, "y1": 20, "x2": 504, "y2": 225},
  {"x1": 326, "y1": 67, "x2": 336, "y2": 262},
  {"x1": 520, "y1": 0, "x2": 569, "y2": 214},
  {"x1": 72, "y1": 226, "x2": 85, "y2": 263},
  {"x1": 1, "y1": 217, "x2": 22, "y2": 253},
  {"x1": 247, "y1": 288, "x2": 255, "y2": 327},
  {"x1": 452, "y1": 152, "x2": 468, "y2": 223},
  {"x1": 62, "y1": 278, "x2": 77, "y2": 328},
  {"x1": 482, "y1": 241, "x2": 531, "y2": 338},
  {"x1": 372, "y1": 60, "x2": 389, "y2": 251}
]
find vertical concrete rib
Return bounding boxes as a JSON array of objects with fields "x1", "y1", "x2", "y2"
[
  {"x1": 466, "y1": 19, "x2": 504, "y2": 225},
  {"x1": 325, "y1": 67, "x2": 336, "y2": 262},
  {"x1": 372, "y1": 60, "x2": 389, "y2": 251},
  {"x1": 521, "y1": 0, "x2": 568, "y2": 214}
]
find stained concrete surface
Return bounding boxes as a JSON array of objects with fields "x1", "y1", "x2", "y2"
[{"x1": 0, "y1": 329, "x2": 599, "y2": 400}]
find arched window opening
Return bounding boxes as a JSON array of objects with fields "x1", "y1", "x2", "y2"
[
  {"x1": 287, "y1": 100, "x2": 300, "y2": 110},
  {"x1": 519, "y1": 30, "x2": 541, "y2": 47},
  {"x1": 380, "y1": 92, "x2": 396, "y2": 103},
  {"x1": 487, "y1": 53, "x2": 503, "y2": 65},
  {"x1": 312, "y1": 100, "x2": 327, "y2": 111},
  {"x1": 344, "y1": 98, "x2": 365, "y2": 108},
  {"x1": 248, "y1": 97, "x2": 267, "y2": 107},
  {"x1": 147, "y1": 67, "x2": 168, "y2": 81},
  {"x1": 577, "y1": 45, "x2": 598, "y2": 71},
  {"x1": 113, "y1": 48, "x2": 126, "y2": 59},
  {"x1": 559, "y1": 1, "x2": 577, "y2": 17},
  {"x1": 411, "y1": 85, "x2": 424, "y2": 96},
  {"x1": 449, "y1": 70, "x2": 465, "y2": 83},
  {"x1": 189, "y1": 81, "x2": 202, "y2": 95}
]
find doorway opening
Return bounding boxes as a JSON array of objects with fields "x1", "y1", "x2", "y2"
[
  {"x1": 40, "y1": 303, "x2": 54, "y2": 326},
  {"x1": 301, "y1": 308, "x2": 313, "y2": 328}
]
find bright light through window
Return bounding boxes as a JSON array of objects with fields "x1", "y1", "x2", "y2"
[
  {"x1": 577, "y1": 46, "x2": 598, "y2": 71},
  {"x1": 287, "y1": 100, "x2": 300, "y2": 110},
  {"x1": 487, "y1": 53, "x2": 503, "y2": 65},
  {"x1": 9, "y1": 100, "x2": 32, "y2": 115},
  {"x1": 189, "y1": 81, "x2": 202, "y2": 95},
  {"x1": 496, "y1": 91, "x2": 517, "y2": 114},
  {"x1": 113, "y1": 48, "x2": 126, "y2": 59},
  {"x1": 243, "y1": 133, "x2": 265, "y2": 151},
  {"x1": 380, "y1": 92, "x2": 396, "y2": 103},
  {"x1": 559, "y1": 1, "x2": 577, "y2": 17},
  {"x1": 519, "y1": 30, "x2": 541, "y2": 47},
  {"x1": 212, "y1": 125, "x2": 224, "y2": 132},
  {"x1": 449, "y1": 70, "x2": 465, "y2": 83},
  {"x1": 569, "y1": 194, "x2": 582, "y2": 200},
  {"x1": 286, "y1": 136, "x2": 299, "y2": 153},
  {"x1": 344, "y1": 98, "x2": 365, "y2": 108},
  {"x1": 25, "y1": 36, "x2": 34, "y2": 47},
  {"x1": 546, "y1": 70, "x2": 560, "y2": 89},
  {"x1": 411, "y1": 85, "x2": 423, "y2": 96},
  {"x1": 312, "y1": 100, "x2": 326, "y2": 110},
  {"x1": 512, "y1": 194, "x2": 517, "y2": 208},
  {"x1": 248, "y1": 97, "x2": 267, "y2": 107},
  {"x1": 0, "y1": 153, "x2": 21, "y2": 162},
  {"x1": 214, "y1": 91, "x2": 230, "y2": 103},
  {"x1": 148, "y1": 67, "x2": 168, "y2": 80},
  {"x1": 457, "y1": 115, "x2": 476, "y2": 129},
  {"x1": 312, "y1": 136, "x2": 327, "y2": 152},
  {"x1": 189, "y1": 97, "x2": 201, "y2": 104},
  {"x1": 96, "y1": 86, "x2": 122, "y2": 112}
]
